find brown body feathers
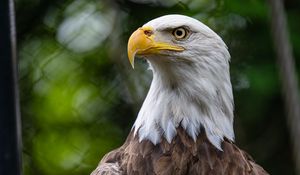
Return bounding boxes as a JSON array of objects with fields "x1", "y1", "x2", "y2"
[{"x1": 91, "y1": 127, "x2": 268, "y2": 175}]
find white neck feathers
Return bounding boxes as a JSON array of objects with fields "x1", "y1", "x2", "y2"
[
  {"x1": 133, "y1": 49, "x2": 234, "y2": 150},
  {"x1": 132, "y1": 14, "x2": 234, "y2": 150}
]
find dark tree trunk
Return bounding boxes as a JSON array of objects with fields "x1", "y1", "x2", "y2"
[
  {"x1": 0, "y1": 0, "x2": 22, "y2": 174},
  {"x1": 268, "y1": 0, "x2": 300, "y2": 174}
]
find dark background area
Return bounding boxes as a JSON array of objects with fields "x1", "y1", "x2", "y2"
[{"x1": 16, "y1": 0, "x2": 300, "y2": 174}]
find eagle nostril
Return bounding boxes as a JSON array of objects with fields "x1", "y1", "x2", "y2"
[{"x1": 144, "y1": 30, "x2": 153, "y2": 36}]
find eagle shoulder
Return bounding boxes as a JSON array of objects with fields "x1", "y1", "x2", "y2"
[{"x1": 91, "y1": 148, "x2": 123, "y2": 175}]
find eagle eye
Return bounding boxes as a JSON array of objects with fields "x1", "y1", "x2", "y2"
[{"x1": 172, "y1": 27, "x2": 188, "y2": 40}]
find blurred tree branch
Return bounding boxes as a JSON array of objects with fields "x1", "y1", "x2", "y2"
[{"x1": 268, "y1": 0, "x2": 300, "y2": 174}]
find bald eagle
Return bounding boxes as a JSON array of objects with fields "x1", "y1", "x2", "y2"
[{"x1": 91, "y1": 15, "x2": 268, "y2": 175}]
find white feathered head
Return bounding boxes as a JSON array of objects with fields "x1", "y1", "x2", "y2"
[{"x1": 128, "y1": 14, "x2": 234, "y2": 150}]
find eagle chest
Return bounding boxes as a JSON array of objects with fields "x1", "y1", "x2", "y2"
[{"x1": 98, "y1": 128, "x2": 267, "y2": 175}]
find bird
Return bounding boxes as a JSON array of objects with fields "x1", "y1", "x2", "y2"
[{"x1": 91, "y1": 14, "x2": 269, "y2": 175}]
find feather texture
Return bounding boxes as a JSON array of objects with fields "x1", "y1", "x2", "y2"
[
  {"x1": 91, "y1": 128, "x2": 268, "y2": 175},
  {"x1": 133, "y1": 15, "x2": 234, "y2": 149}
]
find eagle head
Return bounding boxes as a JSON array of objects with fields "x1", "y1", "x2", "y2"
[{"x1": 127, "y1": 14, "x2": 234, "y2": 150}]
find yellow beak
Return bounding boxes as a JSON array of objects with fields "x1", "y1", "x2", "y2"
[{"x1": 127, "y1": 26, "x2": 184, "y2": 68}]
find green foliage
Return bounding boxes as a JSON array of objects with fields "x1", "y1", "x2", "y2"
[{"x1": 18, "y1": 0, "x2": 300, "y2": 174}]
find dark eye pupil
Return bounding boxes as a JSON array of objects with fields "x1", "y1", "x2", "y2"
[{"x1": 176, "y1": 30, "x2": 183, "y2": 36}]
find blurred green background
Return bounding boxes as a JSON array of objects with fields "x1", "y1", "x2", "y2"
[{"x1": 17, "y1": 0, "x2": 300, "y2": 174}]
